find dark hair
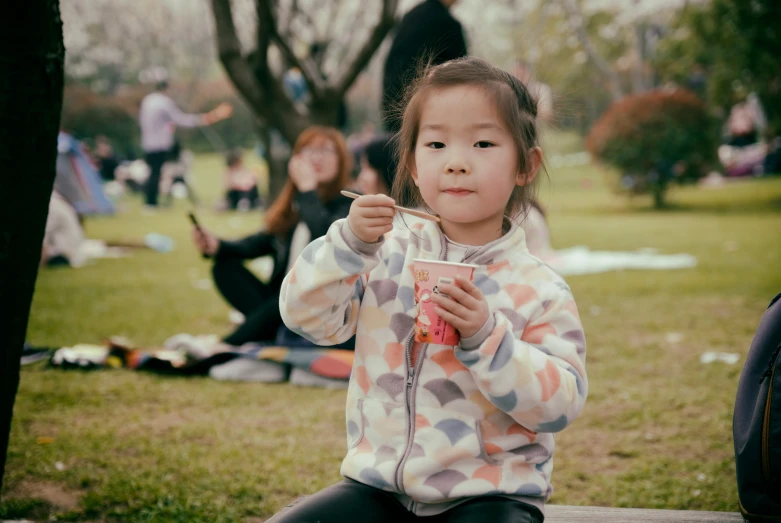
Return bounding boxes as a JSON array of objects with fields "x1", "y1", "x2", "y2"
[
  {"x1": 391, "y1": 57, "x2": 543, "y2": 219},
  {"x1": 225, "y1": 148, "x2": 243, "y2": 168},
  {"x1": 363, "y1": 135, "x2": 398, "y2": 193},
  {"x1": 265, "y1": 126, "x2": 352, "y2": 235}
]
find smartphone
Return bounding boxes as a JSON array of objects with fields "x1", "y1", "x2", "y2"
[
  {"x1": 188, "y1": 212, "x2": 209, "y2": 259},
  {"x1": 187, "y1": 212, "x2": 201, "y2": 230}
]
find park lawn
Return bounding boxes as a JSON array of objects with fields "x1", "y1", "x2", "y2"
[{"x1": 2, "y1": 145, "x2": 781, "y2": 521}]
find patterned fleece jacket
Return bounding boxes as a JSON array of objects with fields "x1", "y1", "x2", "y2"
[{"x1": 279, "y1": 216, "x2": 587, "y2": 513}]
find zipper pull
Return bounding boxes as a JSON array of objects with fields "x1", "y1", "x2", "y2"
[
  {"x1": 759, "y1": 342, "x2": 781, "y2": 385},
  {"x1": 407, "y1": 366, "x2": 415, "y2": 386}
]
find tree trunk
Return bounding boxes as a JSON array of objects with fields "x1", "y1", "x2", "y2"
[
  {"x1": 650, "y1": 170, "x2": 668, "y2": 209},
  {"x1": 0, "y1": 1, "x2": 65, "y2": 491},
  {"x1": 652, "y1": 182, "x2": 665, "y2": 209}
]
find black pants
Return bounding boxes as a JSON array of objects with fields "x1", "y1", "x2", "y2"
[
  {"x1": 727, "y1": 132, "x2": 757, "y2": 148},
  {"x1": 226, "y1": 187, "x2": 260, "y2": 210},
  {"x1": 266, "y1": 481, "x2": 544, "y2": 523},
  {"x1": 144, "y1": 150, "x2": 169, "y2": 207},
  {"x1": 212, "y1": 257, "x2": 282, "y2": 346}
]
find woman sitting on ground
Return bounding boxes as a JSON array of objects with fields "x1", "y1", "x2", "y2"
[{"x1": 191, "y1": 126, "x2": 353, "y2": 348}]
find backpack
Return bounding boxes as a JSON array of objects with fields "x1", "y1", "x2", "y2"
[{"x1": 734, "y1": 293, "x2": 781, "y2": 521}]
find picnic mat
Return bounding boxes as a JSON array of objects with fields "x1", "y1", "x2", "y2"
[{"x1": 47, "y1": 339, "x2": 354, "y2": 380}]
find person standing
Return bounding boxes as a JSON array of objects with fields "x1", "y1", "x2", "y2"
[
  {"x1": 139, "y1": 78, "x2": 232, "y2": 208},
  {"x1": 382, "y1": 0, "x2": 467, "y2": 134}
]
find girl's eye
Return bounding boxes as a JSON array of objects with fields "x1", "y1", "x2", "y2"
[
  {"x1": 475, "y1": 141, "x2": 495, "y2": 149},
  {"x1": 426, "y1": 142, "x2": 445, "y2": 149}
]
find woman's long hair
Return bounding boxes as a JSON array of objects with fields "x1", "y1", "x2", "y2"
[{"x1": 264, "y1": 126, "x2": 352, "y2": 236}]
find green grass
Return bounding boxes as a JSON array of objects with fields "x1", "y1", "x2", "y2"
[{"x1": 3, "y1": 140, "x2": 781, "y2": 521}]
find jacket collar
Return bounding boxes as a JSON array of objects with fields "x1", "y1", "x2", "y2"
[{"x1": 411, "y1": 216, "x2": 529, "y2": 266}]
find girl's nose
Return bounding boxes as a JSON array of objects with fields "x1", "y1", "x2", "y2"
[{"x1": 445, "y1": 157, "x2": 470, "y2": 174}]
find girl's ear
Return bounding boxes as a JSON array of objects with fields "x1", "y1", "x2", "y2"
[
  {"x1": 407, "y1": 155, "x2": 419, "y2": 186},
  {"x1": 516, "y1": 146, "x2": 543, "y2": 187}
]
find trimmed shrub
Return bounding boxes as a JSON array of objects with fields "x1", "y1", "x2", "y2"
[{"x1": 586, "y1": 88, "x2": 719, "y2": 207}]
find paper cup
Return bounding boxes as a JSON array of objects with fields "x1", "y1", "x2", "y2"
[{"x1": 413, "y1": 259, "x2": 478, "y2": 345}]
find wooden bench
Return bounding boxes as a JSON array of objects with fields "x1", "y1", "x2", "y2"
[
  {"x1": 268, "y1": 497, "x2": 745, "y2": 522},
  {"x1": 546, "y1": 505, "x2": 744, "y2": 522}
]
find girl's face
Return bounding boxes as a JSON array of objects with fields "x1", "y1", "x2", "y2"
[
  {"x1": 300, "y1": 136, "x2": 340, "y2": 183},
  {"x1": 410, "y1": 85, "x2": 527, "y2": 245},
  {"x1": 356, "y1": 155, "x2": 386, "y2": 195}
]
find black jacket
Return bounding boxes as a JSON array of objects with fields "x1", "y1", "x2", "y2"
[
  {"x1": 382, "y1": 0, "x2": 468, "y2": 133},
  {"x1": 216, "y1": 191, "x2": 352, "y2": 289}
]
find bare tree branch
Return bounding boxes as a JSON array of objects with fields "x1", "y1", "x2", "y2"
[
  {"x1": 278, "y1": 0, "x2": 297, "y2": 36},
  {"x1": 211, "y1": 0, "x2": 268, "y2": 113},
  {"x1": 560, "y1": 0, "x2": 624, "y2": 100},
  {"x1": 333, "y1": 0, "x2": 398, "y2": 97},
  {"x1": 255, "y1": 0, "x2": 271, "y2": 74},
  {"x1": 256, "y1": 0, "x2": 326, "y2": 100}
]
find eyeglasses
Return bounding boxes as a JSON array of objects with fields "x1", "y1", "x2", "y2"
[{"x1": 300, "y1": 146, "x2": 338, "y2": 157}]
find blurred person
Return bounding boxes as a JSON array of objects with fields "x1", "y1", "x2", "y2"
[
  {"x1": 41, "y1": 192, "x2": 86, "y2": 267},
  {"x1": 94, "y1": 135, "x2": 119, "y2": 181},
  {"x1": 382, "y1": 0, "x2": 467, "y2": 133},
  {"x1": 223, "y1": 148, "x2": 260, "y2": 211},
  {"x1": 283, "y1": 67, "x2": 308, "y2": 104},
  {"x1": 190, "y1": 126, "x2": 353, "y2": 348},
  {"x1": 355, "y1": 134, "x2": 397, "y2": 196},
  {"x1": 347, "y1": 122, "x2": 377, "y2": 152},
  {"x1": 726, "y1": 90, "x2": 766, "y2": 148},
  {"x1": 139, "y1": 77, "x2": 232, "y2": 208},
  {"x1": 347, "y1": 122, "x2": 378, "y2": 176}
]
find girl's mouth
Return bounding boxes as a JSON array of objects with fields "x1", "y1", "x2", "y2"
[{"x1": 444, "y1": 188, "x2": 472, "y2": 196}]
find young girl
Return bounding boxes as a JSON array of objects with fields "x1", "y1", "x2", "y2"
[{"x1": 275, "y1": 57, "x2": 587, "y2": 522}]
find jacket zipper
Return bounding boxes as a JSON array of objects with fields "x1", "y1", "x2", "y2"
[
  {"x1": 393, "y1": 236, "x2": 449, "y2": 492},
  {"x1": 394, "y1": 334, "x2": 428, "y2": 491},
  {"x1": 762, "y1": 362, "x2": 776, "y2": 482},
  {"x1": 759, "y1": 343, "x2": 781, "y2": 385}
]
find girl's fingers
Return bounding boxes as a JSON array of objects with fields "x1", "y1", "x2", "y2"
[
  {"x1": 433, "y1": 306, "x2": 465, "y2": 331},
  {"x1": 436, "y1": 283, "x2": 479, "y2": 310},
  {"x1": 431, "y1": 293, "x2": 470, "y2": 319},
  {"x1": 357, "y1": 206, "x2": 396, "y2": 219},
  {"x1": 356, "y1": 194, "x2": 396, "y2": 209},
  {"x1": 360, "y1": 216, "x2": 395, "y2": 226},
  {"x1": 455, "y1": 276, "x2": 484, "y2": 300},
  {"x1": 361, "y1": 222, "x2": 394, "y2": 234}
]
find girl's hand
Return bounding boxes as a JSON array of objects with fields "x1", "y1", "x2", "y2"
[
  {"x1": 431, "y1": 276, "x2": 490, "y2": 339},
  {"x1": 289, "y1": 154, "x2": 318, "y2": 192},
  {"x1": 347, "y1": 194, "x2": 396, "y2": 243}
]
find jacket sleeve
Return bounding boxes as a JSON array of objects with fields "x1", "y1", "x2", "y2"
[
  {"x1": 216, "y1": 231, "x2": 275, "y2": 260},
  {"x1": 296, "y1": 191, "x2": 352, "y2": 239},
  {"x1": 454, "y1": 284, "x2": 587, "y2": 433},
  {"x1": 279, "y1": 219, "x2": 383, "y2": 346},
  {"x1": 163, "y1": 97, "x2": 203, "y2": 128}
]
